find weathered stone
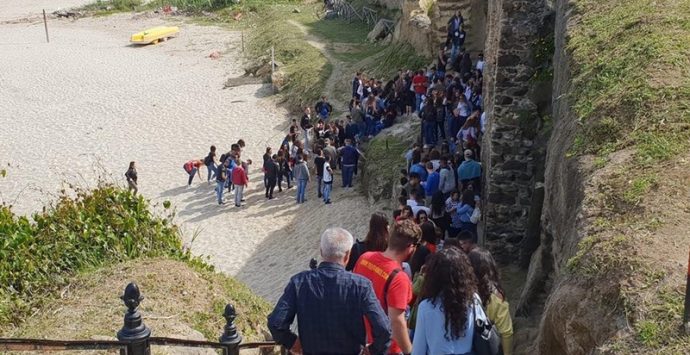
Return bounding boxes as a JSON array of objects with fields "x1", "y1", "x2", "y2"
[
  {"x1": 497, "y1": 54, "x2": 522, "y2": 66},
  {"x1": 409, "y1": 13, "x2": 432, "y2": 29},
  {"x1": 503, "y1": 160, "x2": 527, "y2": 171},
  {"x1": 367, "y1": 19, "x2": 389, "y2": 42},
  {"x1": 488, "y1": 192, "x2": 516, "y2": 205}
]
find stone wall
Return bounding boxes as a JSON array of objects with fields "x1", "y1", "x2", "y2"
[{"x1": 481, "y1": 0, "x2": 553, "y2": 263}]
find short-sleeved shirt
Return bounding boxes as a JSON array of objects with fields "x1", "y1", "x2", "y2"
[
  {"x1": 412, "y1": 75, "x2": 427, "y2": 95},
  {"x1": 354, "y1": 251, "x2": 412, "y2": 354},
  {"x1": 323, "y1": 162, "x2": 333, "y2": 183}
]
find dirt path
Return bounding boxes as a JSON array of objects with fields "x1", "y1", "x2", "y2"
[{"x1": 288, "y1": 19, "x2": 347, "y2": 112}]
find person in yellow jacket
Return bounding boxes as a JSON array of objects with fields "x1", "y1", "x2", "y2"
[{"x1": 468, "y1": 248, "x2": 514, "y2": 355}]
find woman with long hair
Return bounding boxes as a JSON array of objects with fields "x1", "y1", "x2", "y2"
[
  {"x1": 345, "y1": 212, "x2": 389, "y2": 271},
  {"x1": 430, "y1": 191, "x2": 448, "y2": 238},
  {"x1": 455, "y1": 189, "x2": 477, "y2": 240},
  {"x1": 412, "y1": 247, "x2": 477, "y2": 354},
  {"x1": 469, "y1": 248, "x2": 514, "y2": 355},
  {"x1": 409, "y1": 222, "x2": 438, "y2": 276}
]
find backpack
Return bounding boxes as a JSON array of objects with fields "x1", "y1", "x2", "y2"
[
  {"x1": 204, "y1": 153, "x2": 213, "y2": 166},
  {"x1": 216, "y1": 166, "x2": 227, "y2": 182}
]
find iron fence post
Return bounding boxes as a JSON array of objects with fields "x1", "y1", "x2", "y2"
[
  {"x1": 117, "y1": 283, "x2": 151, "y2": 355},
  {"x1": 220, "y1": 304, "x2": 242, "y2": 355}
]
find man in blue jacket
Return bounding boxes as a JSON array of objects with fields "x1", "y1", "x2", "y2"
[
  {"x1": 458, "y1": 149, "x2": 481, "y2": 190},
  {"x1": 268, "y1": 228, "x2": 391, "y2": 355}
]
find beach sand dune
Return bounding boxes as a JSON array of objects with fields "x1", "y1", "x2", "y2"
[{"x1": 0, "y1": 13, "x2": 377, "y2": 302}]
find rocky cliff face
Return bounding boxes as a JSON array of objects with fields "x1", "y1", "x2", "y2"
[
  {"x1": 393, "y1": 0, "x2": 486, "y2": 58},
  {"x1": 486, "y1": 0, "x2": 626, "y2": 353}
]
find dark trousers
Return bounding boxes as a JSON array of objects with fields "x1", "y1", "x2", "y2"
[
  {"x1": 423, "y1": 121, "x2": 437, "y2": 146},
  {"x1": 436, "y1": 120, "x2": 446, "y2": 140},
  {"x1": 265, "y1": 178, "x2": 276, "y2": 198}
]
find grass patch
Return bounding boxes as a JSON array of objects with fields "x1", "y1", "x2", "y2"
[
  {"x1": 370, "y1": 43, "x2": 430, "y2": 78},
  {"x1": 363, "y1": 135, "x2": 408, "y2": 203},
  {"x1": 569, "y1": 0, "x2": 690, "y2": 159},
  {"x1": 247, "y1": 8, "x2": 331, "y2": 109},
  {"x1": 622, "y1": 173, "x2": 657, "y2": 204},
  {"x1": 566, "y1": 234, "x2": 635, "y2": 279},
  {"x1": 0, "y1": 184, "x2": 198, "y2": 326}
]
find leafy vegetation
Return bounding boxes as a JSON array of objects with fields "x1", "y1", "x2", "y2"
[{"x1": 0, "y1": 184, "x2": 196, "y2": 326}]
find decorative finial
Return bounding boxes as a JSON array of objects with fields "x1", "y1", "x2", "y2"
[
  {"x1": 117, "y1": 282, "x2": 151, "y2": 343},
  {"x1": 220, "y1": 303, "x2": 242, "y2": 346}
]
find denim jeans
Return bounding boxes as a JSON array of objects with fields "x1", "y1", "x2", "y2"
[
  {"x1": 423, "y1": 121, "x2": 437, "y2": 146},
  {"x1": 342, "y1": 164, "x2": 355, "y2": 188},
  {"x1": 234, "y1": 185, "x2": 244, "y2": 206},
  {"x1": 323, "y1": 181, "x2": 332, "y2": 202},
  {"x1": 450, "y1": 44, "x2": 459, "y2": 64},
  {"x1": 187, "y1": 167, "x2": 198, "y2": 186},
  {"x1": 415, "y1": 93, "x2": 423, "y2": 113},
  {"x1": 216, "y1": 181, "x2": 225, "y2": 204},
  {"x1": 206, "y1": 163, "x2": 216, "y2": 182},
  {"x1": 296, "y1": 179, "x2": 308, "y2": 203}
]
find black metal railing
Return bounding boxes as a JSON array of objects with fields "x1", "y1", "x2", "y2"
[{"x1": 0, "y1": 282, "x2": 284, "y2": 355}]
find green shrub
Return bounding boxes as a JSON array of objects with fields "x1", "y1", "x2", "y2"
[{"x1": 0, "y1": 184, "x2": 192, "y2": 325}]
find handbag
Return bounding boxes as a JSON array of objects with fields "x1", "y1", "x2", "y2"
[{"x1": 472, "y1": 294, "x2": 501, "y2": 355}]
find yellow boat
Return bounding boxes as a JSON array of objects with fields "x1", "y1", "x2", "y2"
[{"x1": 130, "y1": 26, "x2": 179, "y2": 45}]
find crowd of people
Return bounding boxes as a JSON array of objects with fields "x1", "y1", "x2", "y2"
[
  {"x1": 269, "y1": 222, "x2": 512, "y2": 355},
  {"x1": 265, "y1": 11, "x2": 510, "y2": 355},
  {"x1": 125, "y1": 9, "x2": 509, "y2": 354}
]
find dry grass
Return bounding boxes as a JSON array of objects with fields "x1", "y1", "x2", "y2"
[{"x1": 1, "y1": 258, "x2": 272, "y2": 344}]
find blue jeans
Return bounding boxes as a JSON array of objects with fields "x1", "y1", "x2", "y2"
[
  {"x1": 234, "y1": 185, "x2": 244, "y2": 206},
  {"x1": 342, "y1": 164, "x2": 355, "y2": 188},
  {"x1": 415, "y1": 93, "x2": 423, "y2": 113},
  {"x1": 216, "y1": 181, "x2": 225, "y2": 204},
  {"x1": 423, "y1": 121, "x2": 437, "y2": 146},
  {"x1": 323, "y1": 181, "x2": 332, "y2": 202},
  {"x1": 206, "y1": 164, "x2": 216, "y2": 182},
  {"x1": 450, "y1": 44, "x2": 459, "y2": 64},
  {"x1": 296, "y1": 179, "x2": 308, "y2": 203}
]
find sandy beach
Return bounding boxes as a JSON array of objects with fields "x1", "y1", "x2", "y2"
[{"x1": 0, "y1": 3, "x2": 377, "y2": 302}]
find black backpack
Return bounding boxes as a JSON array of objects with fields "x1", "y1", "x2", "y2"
[{"x1": 204, "y1": 153, "x2": 213, "y2": 166}]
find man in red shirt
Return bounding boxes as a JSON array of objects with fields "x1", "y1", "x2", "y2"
[
  {"x1": 354, "y1": 219, "x2": 421, "y2": 355},
  {"x1": 231, "y1": 155, "x2": 249, "y2": 207},
  {"x1": 411, "y1": 69, "x2": 427, "y2": 114}
]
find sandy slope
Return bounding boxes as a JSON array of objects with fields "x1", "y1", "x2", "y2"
[{"x1": 0, "y1": 12, "x2": 377, "y2": 302}]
